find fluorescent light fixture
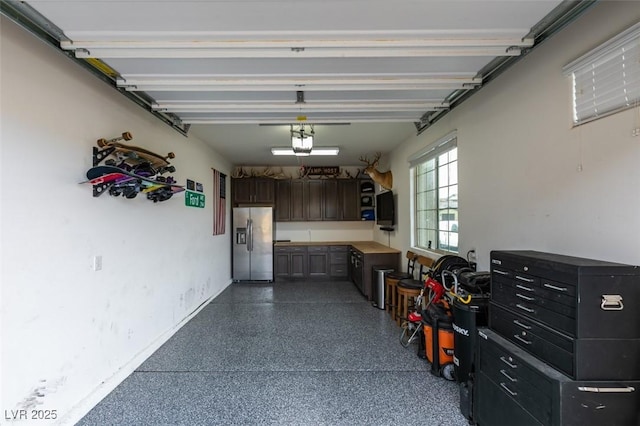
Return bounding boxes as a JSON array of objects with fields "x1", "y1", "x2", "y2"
[{"x1": 271, "y1": 147, "x2": 339, "y2": 156}]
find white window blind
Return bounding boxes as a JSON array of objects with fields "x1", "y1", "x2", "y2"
[{"x1": 563, "y1": 23, "x2": 640, "y2": 125}]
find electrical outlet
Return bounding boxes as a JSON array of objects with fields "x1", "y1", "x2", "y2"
[
  {"x1": 93, "y1": 255, "x2": 102, "y2": 271},
  {"x1": 632, "y1": 128, "x2": 640, "y2": 137},
  {"x1": 468, "y1": 249, "x2": 478, "y2": 271},
  {"x1": 468, "y1": 249, "x2": 477, "y2": 261}
]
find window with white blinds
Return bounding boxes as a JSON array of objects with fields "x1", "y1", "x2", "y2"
[{"x1": 563, "y1": 23, "x2": 640, "y2": 125}]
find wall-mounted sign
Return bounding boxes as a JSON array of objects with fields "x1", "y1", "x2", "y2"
[
  {"x1": 185, "y1": 190, "x2": 205, "y2": 208},
  {"x1": 304, "y1": 166, "x2": 340, "y2": 176}
]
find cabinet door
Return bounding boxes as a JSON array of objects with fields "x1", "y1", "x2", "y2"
[
  {"x1": 306, "y1": 180, "x2": 323, "y2": 221},
  {"x1": 274, "y1": 252, "x2": 291, "y2": 278},
  {"x1": 290, "y1": 180, "x2": 306, "y2": 221},
  {"x1": 308, "y1": 247, "x2": 329, "y2": 278},
  {"x1": 339, "y1": 180, "x2": 360, "y2": 221},
  {"x1": 254, "y1": 178, "x2": 275, "y2": 204},
  {"x1": 275, "y1": 180, "x2": 291, "y2": 222},
  {"x1": 232, "y1": 178, "x2": 253, "y2": 205},
  {"x1": 290, "y1": 252, "x2": 307, "y2": 278},
  {"x1": 323, "y1": 180, "x2": 339, "y2": 221}
]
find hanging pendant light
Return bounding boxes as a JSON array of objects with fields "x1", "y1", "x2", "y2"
[{"x1": 291, "y1": 124, "x2": 314, "y2": 156}]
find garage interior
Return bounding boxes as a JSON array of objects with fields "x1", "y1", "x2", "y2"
[{"x1": 1, "y1": 1, "x2": 639, "y2": 425}]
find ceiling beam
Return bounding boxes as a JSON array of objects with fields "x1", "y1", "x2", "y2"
[
  {"x1": 117, "y1": 75, "x2": 482, "y2": 92},
  {"x1": 152, "y1": 101, "x2": 449, "y2": 113}
]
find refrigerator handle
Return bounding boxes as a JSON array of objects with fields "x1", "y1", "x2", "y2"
[{"x1": 247, "y1": 218, "x2": 253, "y2": 251}]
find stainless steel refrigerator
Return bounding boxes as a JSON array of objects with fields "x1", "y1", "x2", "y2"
[{"x1": 232, "y1": 207, "x2": 274, "y2": 281}]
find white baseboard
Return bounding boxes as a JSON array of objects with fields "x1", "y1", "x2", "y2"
[{"x1": 57, "y1": 280, "x2": 232, "y2": 426}]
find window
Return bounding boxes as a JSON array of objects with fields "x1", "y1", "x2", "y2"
[
  {"x1": 409, "y1": 132, "x2": 458, "y2": 253},
  {"x1": 563, "y1": 22, "x2": 640, "y2": 125}
]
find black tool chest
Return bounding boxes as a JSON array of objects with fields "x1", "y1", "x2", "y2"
[
  {"x1": 474, "y1": 250, "x2": 640, "y2": 425},
  {"x1": 475, "y1": 329, "x2": 640, "y2": 426}
]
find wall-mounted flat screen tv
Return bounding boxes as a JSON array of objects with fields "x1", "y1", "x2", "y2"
[{"x1": 376, "y1": 190, "x2": 395, "y2": 226}]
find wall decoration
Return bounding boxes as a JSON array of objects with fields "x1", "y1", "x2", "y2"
[
  {"x1": 186, "y1": 179, "x2": 195, "y2": 191},
  {"x1": 304, "y1": 166, "x2": 340, "y2": 176},
  {"x1": 212, "y1": 169, "x2": 226, "y2": 235},
  {"x1": 231, "y1": 166, "x2": 289, "y2": 179},
  {"x1": 185, "y1": 191, "x2": 205, "y2": 208},
  {"x1": 81, "y1": 131, "x2": 184, "y2": 202},
  {"x1": 196, "y1": 182, "x2": 203, "y2": 192},
  {"x1": 359, "y1": 152, "x2": 393, "y2": 190}
]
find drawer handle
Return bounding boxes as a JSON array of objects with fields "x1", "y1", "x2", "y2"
[
  {"x1": 515, "y1": 284, "x2": 534, "y2": 292},
  {"x1": 601, "y1": 295, "x2": 624, "y2": 311},
  {"x1": 516, "y1": 293, "x2": 535, "y2": 302},
  {"x1": 500, "y1": 356, "x2": 517, "y2": 368},
  {"x1": 543, "y1": 282, "x2": 568, "y2": 292},
  {"x1": 493, "y1": 269, "x2": 509, "y2": 276},
  {"x1": 515, "y1": 275, "x2": 534, "y2": 283},
  {"x1": 513, "y1": 319, "x2": 532, "y2": 330},
  {"x1": 578, "y1": 386, "x2": 635, "y2": 393},
  {"x1": 500, "y1": 369, "x2": 517, "y2": 382},
  {"x1": 500, "y1": 382, "x2": 518, "y2": 397},
  {"x1": 514, "y1": 334, "x2": 532, "y2": 345},
  {"x1": 516, "y1": 303, "x2": 534, "y2": 313}
]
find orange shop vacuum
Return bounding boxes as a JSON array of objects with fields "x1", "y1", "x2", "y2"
[{"x1": 422, "y1": 301, "x2": 455, "y2": 380}]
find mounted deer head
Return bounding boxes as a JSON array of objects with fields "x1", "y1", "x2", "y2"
[{"x1": 359, "y1": 152, "x2": 393, "y2": 190}]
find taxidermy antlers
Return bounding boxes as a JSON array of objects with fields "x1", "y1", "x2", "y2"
[{"x1": 359, "y1": 152, "x2": 393, "y2": 190}]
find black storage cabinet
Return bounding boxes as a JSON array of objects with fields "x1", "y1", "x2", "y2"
[
  {"x1": 474, "y1": 329, "x2": 640, "y2": 426},
  {"x1": 489, "y1": 250, "x2": 640, "y2": 380}
]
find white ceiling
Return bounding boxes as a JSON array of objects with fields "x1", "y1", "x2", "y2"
[{"x1": 23, "y1": 0, "x2": 566, "y2": 167}]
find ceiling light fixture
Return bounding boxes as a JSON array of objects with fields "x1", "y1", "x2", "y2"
[
  {"x1": 270, "y1": 123, "x2": 338, "y2": 156},
  {"x1": 291, "y1": 123, "x2": 313, "y2": 156},
  {"x1": 271, "y1": 147, "x2": 340, "y2": 156}
]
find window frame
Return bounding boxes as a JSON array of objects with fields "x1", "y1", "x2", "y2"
[
  {"x1": 563, "y1": 22, "x2": 640, "y2": 126},
  {"x1": 409, "y1": 131, "x2": 458, "y2": 254}
]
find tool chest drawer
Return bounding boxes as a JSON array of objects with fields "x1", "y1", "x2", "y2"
[
  {"x1": 475, "y1": 329, "x2": 640, "y2": 426},
  {"x1": 489, "y1": 302, "x2": 640, "y2": 380},
  {"x1": 490, "y1": 250, "x2": 640, "y2": 339},
  {"x1": 492, "y1": 280, "x2": 576, "y2": 335}
]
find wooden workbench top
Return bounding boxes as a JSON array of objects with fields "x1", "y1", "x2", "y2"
[{"x1": 273, "y1": 240, "x2": 400, "y2": 254}]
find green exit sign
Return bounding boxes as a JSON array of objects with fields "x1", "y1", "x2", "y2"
[{"x1": 185, "y1": 191, "x2": 205, "y2": 208}]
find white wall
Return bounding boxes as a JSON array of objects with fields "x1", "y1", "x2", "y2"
[
  {"x1": 384, "y1": 1, "x2": 640, "y2": 270},
  {"x1": 276, "y1": 221, "x2": 374, "y2": 242},
  {"x1": 1, "y1": 17, "x2": 232, "y2": 424}
]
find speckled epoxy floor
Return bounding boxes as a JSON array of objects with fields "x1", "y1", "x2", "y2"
[{"x1": 79, "y1": 281, "x2": 468, "y2": 425}]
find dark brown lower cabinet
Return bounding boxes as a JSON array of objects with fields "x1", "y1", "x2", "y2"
[
  {"x1": 349, "y1": 248, "x2": 399, "y2": 300},
  {"x1": 274, "y1": 246, "x2": 307, "y2": 279},
  {"x1": 329, "y1": 246, "x2": 349, "y2": 278},
  {"x1": 275, "y1": 245, "x2": 351, "y2": 281},
  {"x1": 307, "y1": 246, "x2": 329, "y2": 278}
]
